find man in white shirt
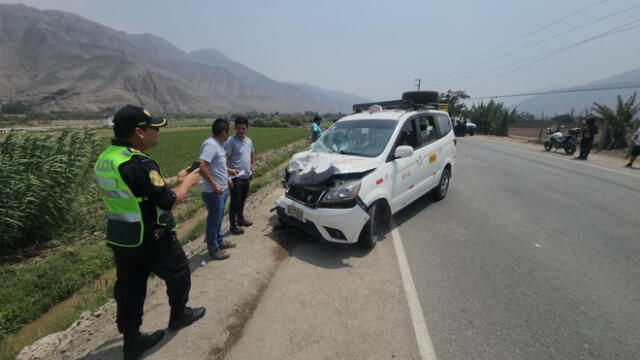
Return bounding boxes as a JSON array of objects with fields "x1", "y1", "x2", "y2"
[
  {"x1": 224, "y1": 116, "x2": 256, "y2": 235},
  {"x1": 199, "y1": 118, "x2": 238, "y2": 260}
]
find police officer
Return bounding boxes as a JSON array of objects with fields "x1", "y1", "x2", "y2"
[
  {"x1": 94, "y1": 105, "x2": 205, "y2": 360},
  {"x1": 576, "y1": 117, "x2": 599, "y2": 160}
]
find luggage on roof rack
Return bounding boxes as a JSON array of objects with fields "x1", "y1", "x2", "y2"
[{"x1": 353, "y1": 90, "x2": 442, "y2": 113}]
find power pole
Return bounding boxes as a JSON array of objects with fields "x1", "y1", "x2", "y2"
[{"x1": 414, "y1": 78, "x2": 421, "y2": 91}]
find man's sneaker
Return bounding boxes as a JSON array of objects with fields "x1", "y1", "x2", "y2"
[
  {"x1": 123, "y1": 330, "x2": 164, "y2": 360},
  {"x1": 625, "y1": 163, "x2": 633, "y2": 168},
  {"x1": 220, "y1": 240, "x2": 236, "y2": 249},
  {"x1": 208, "y1": 249, "x2": 230, "y2": 260},
  {"x1": 230, "y1": 226, "x2": 244, "y2": 235},
  {"x1": 238, "y1": 218, "x2": 253, "y2": 227},
  {"x1": 168, "y1": 307, "x2": 206, "y2": 331}
]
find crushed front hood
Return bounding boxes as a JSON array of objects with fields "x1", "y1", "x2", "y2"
[{"x1": 289, "y1": 151, "x2": 377, "y2": 173}]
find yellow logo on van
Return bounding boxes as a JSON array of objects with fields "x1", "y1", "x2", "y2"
[
  {"x1": 438, "y1": 103, "x2": 449, "y2": 112},
  {"x1": 429, "y1": 153, "x2": 437, "y2": 164}
]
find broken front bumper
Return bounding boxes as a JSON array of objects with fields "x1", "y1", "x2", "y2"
[{"x1": 274, "y1": 195, "x2": 370, "y2": 244}]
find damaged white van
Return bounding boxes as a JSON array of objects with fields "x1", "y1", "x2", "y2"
[{"x1": 273, "y1": 92, "x2": 456, "y2": 248}]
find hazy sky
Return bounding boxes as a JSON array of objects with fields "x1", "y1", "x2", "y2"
[{"x1": 3, "y1": 0, "x2": 640, "y2": 102}]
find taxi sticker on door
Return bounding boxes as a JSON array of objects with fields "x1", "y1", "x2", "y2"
[{"x1": 429, "y1": 153, "x2": 437, "y2": 164}]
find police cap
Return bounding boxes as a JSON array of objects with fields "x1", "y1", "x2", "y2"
[{"x1": 113, "y1": 105, "x2": 167, "y2": 132}]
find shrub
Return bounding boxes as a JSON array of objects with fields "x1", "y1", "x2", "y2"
[
  {"x1": 285, "y1": 118, "x2": 303, "y2": 126},
  {"x1": 0, "y1": 129, "x2": 102, "y2": 254},
  {"x1": 1, "y1": 102, "x2": 30, "y2": 115}
]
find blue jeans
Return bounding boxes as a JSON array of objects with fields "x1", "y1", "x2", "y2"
[{"x1": 202, "y1": 191, "x2": 227, "y2": 251}]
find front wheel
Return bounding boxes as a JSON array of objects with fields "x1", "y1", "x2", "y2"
[
  {"x1": 468, "y1": 129, "x2": 474, "y2": 136},
  {"x1": 358, "y1": 202, "x2": 385, "y2": 249},
  {"x1": 432, "y1": 167, "x2": 451, "y2": 201},
  {"x1": 544, "y1": 141, "x2": 552, "y2": 151}
]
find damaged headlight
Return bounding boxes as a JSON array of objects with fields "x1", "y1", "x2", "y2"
[{"x1": 321, "y1": 180, "x2": 361, "y2": 204}]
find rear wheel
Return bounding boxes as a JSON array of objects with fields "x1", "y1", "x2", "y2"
[
  {"x1": 468, "y1": 129, "x2": 474, "y2": 136},
  {"x1": 564, "y1": 141, "x2": 577, "y2": 155},
  {"x1": 358, "y1": 202, "x2": 386, "y2": 249},
  {"x1": 432, "y1": 167, "x2": 451, "y2": 201},
  {"x1": 544, "y1": 141, "x2": 552, "y2": 151}
]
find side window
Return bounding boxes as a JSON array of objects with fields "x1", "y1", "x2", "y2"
[
  {"x1": 436, "y1": 114, "x2": 452, "y2": 136},
  {"x1": 395, "y1": 118, "x2": 419, "y2": 149},
  {"x1": 418, "y1": 115, "x2": 438, "y2": 146}
]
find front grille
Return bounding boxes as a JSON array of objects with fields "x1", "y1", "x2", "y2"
[{"x1": 286, "y1": 186, "x2": 326, "y2": 207}]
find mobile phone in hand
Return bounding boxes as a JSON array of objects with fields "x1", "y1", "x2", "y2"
[{"x1": 187, "y1": 161, "x2": 200, "y2": 174}]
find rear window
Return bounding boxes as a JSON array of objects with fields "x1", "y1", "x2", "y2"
[{"x1": 436, "y1": 114, "x2": 452, "y2": 135}]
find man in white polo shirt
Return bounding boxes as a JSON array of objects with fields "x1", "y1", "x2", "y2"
[
  {"x1": 224, "y1": 116, "x2": 256, "y2": 235},
  {"x1": 199, "y1": 118, "x2": 238, "y2": 260}
]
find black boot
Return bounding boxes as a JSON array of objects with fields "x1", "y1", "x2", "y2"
[
  {"x1": 123, "y1": 330, "x2": 164, "y2": 360},
  {"x1": 169, "y1": 306, "x2": 206, "y2": 331},
  {"x1": 238, "y1": 218, "x2": 253, "y2": 227},
  {"x1": 230, "y1": 225, "x2": 244, "y2": 234}
]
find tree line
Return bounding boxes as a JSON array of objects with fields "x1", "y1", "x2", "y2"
[{"x1": 440, "y1": 90, "x2": 640, "y2": 149}]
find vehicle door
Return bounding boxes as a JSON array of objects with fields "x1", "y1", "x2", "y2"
[
  {"x1": 434, "y1": 113, "x2": 455, "y2": 172},
  {"x1": 415, "y1": 114, "x2": 441, "y2": 193},
  {"x1": 389, "y1": 117, "x2": 421, "y2": 212}
]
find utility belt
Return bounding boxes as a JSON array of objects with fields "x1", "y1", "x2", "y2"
[{"x1": 151, "y1": 226, "x2": 178, "y2": 249}]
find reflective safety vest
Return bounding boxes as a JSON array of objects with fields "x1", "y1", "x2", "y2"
[{"x1": 94, "y1": 145, "x2": 173, "y2": 247}]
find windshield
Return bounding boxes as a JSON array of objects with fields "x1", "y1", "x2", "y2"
[{"x1": 311, "y1": 119, "x2": 396, "y2": 157}]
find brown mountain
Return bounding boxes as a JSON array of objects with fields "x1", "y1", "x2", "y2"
[{"x1": 0, "y1": 4, "x2": 367, "y2": 113}]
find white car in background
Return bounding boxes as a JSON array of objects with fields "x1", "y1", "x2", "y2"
[
  {"x1": 273, "y1": 91, "x2": 457, "y2": 249},
  {"x1": 466, "y1": 119, "x2": 476, "y2": 136}
]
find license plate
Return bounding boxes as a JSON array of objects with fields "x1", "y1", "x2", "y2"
[{"x1": 285, "y1": 204, "x2": 304, "y2": 222}]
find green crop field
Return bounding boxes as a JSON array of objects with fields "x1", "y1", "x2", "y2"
[{"x1": 101, "y1": 127, "x2": 308, "y2": 176}]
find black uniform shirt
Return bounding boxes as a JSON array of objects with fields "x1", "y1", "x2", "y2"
[
  {"x1": 582, "y1": 124, "x2": 599, "y2": 140},
  {"x1": 112, "y1": 139, "x2": 177, "y2": 235}
]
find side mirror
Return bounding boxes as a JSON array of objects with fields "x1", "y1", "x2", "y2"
[{"x1": 394, "y1": 145, "x2": 414, "y2": 159}]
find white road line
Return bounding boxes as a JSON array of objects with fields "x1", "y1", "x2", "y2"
[
  {"x1": 391, "y1": 225, "x2": 437, "y2": 360},
  {"x1": 467, "y1": 139, "x2": 640, "y2": 179}
]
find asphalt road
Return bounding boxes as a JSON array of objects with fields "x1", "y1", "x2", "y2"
[{"x1": 396, "y1": 137, "x2": 640, "y2": 360}]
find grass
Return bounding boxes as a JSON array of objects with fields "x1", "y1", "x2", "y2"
[
  {"x1": 100, "y1": 127, "x2": 308, "y2": 177},
  {"x1": 0, "y1": 133, "x2": 308, "y2": 360},
  {"x1": 0, "y1": 241, "x2": 113, "y2": 337}
]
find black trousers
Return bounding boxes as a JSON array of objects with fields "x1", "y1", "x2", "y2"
[
  {"x1": 229, "y1": 177, "x2": 250, "y2": 226},
  {"x1": 580, "y1": 138, "x2": 593, "y2": 159},
  {"x1": 111, "y1": 232, "x2": 191, "y2": 335}
]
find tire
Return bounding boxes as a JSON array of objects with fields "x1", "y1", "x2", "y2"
[
  {"x1": 402, "y1": 91, "x2": 439, "y2": 104},
  {"x1": 276, "y1": 215, "x2": 288, "y2": 228},
  {"x1": 564, "y1": 143, "x2": 576, "y2": 155},
  {"x1": 469, "y1": 129, "x2": 474, "y2": 136},
  {"x1": 544, "y1": 141, "x2": 552, "y2": 151},
  {"x1": 432, "y1": 167, "x2": 450, "y2": 201},
  {"x1": 358, "y1": 202, "x2": 384, "y2": 249}
]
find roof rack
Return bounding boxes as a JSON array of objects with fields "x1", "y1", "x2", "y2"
[{"x1": 352, "y1": 99, "x2": 440, "y2": 113}]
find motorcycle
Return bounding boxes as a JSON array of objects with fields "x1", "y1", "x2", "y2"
[{"x1": 543, "y1": 127, "x2": 578, "y2": 155}]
